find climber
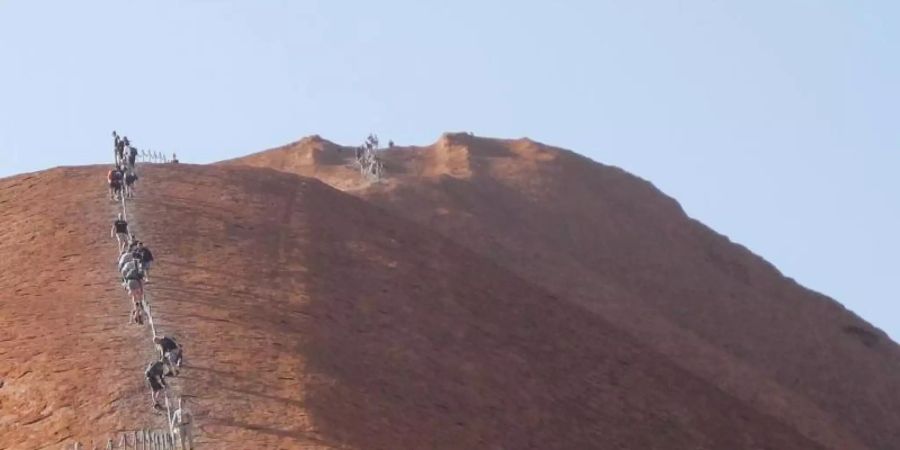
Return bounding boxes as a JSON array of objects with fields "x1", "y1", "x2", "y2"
[
  {"x1": 135, "y1": 241, "x2": 154, "y2": 281},
  {"x1": 145, "y1": 360, "x2": 168, "y2": 409},
  {"x1": 124, "y1": 169, "x2": 138, "y2": 199},
  {"x1": 113, "y1": 131, "x2": 122, "y2": 163},
  {"x1": 116, "y1": 139, "x2": 127, "y2": 167},
  {"x1": 153, "y1": 335, "x2": 183, "y2": 376},
  {"x1": 125, "y1": 233, "x2": 139, "y2": 252},
  {"x1": 128, "y1": 145, "x2": 138, "y2": 169},
  {"x1": 111, "y1": 214, "x2": 129, "y2": 251},
  {"x1": 107, "y1": 166, "x2": 124, "y2": 200},
  {"x1": 121, "y1": 258, "x2": 145, "y2": 324},
  {"x1": 173, "y1": 397, "x2": 194, "y2": 449}
]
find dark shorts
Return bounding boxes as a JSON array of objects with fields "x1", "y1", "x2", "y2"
[{"x1": 148, "y1": 378, "x2": 163, "y2": 391}]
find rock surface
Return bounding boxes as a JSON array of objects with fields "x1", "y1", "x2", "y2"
[{"x1": 0, "y1": 134, "x2": 897, "y2": 449}]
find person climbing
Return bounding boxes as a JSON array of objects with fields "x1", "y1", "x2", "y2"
[
  {"x1": 124, "y1": 233, "x2": 138, "y2": 251},
  {"x1": 128, "y1": 145, "x2": 138, "y2": 169},
  {"x1": 145, "y1": 360, "x2": 168, "y2": 409},
  {"x1": 135, "y1": 241, "x2": 154, "y2": 281},
  {"x1": 112, "y1": 131, "x2": 121, "y2": 163},
  {"x1": 120, "y1": 253, "x2": 145, "y2": 324},
  {"x1": 116, "y1": 136, "x2": 127, "y2": 166},
  {"x1": 153, "y1": 335, "x2": 183, "y2": 376},
  {"x1": 118, "y1": 248, "x2": 135, "y2": 273},
  {"x1": 111, "y1": 214, "x2": 129, "y2": 251},
  {"x1": 124, "y1": 169, "x2": 138, "y2": 199},
  {"x1": 173, "y1": 397, "x2": 194, "y2": 449},
  {"x1": 107, "y1": 166, "x2": 124, "y2": 200}
]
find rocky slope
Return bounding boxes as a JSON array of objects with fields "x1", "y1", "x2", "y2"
[
  {"x1": 229, "y1": 133, "x2": 900, "y2": 450},
  {"x1": 0, "y1": 161, "x2": 847, "y2": 449}
]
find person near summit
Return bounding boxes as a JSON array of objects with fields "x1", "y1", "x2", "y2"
[
  {"x1": 113, "y1": 131, "x2": 122, "y2": 163},
  {"x1": 153, "y1": 335, "x2": 183, "y2": 376},
  {"x1": 128, "y1": 145, "x2": 138, "y2": 169},
  {"x1": 124, "y1": 169, "x2": 138, "y2": 198},
  {"x1": 145, "y1": 359, "x2": 168, "y2": 409},
  {"x1": 107, "y1": 166, "x2": 124, "y2": 200},
  {"x1": 111, "y1": 214, "x2": 129, "y2": 251}
]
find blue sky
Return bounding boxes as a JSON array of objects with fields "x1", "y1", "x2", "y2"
[{"x1": 1, "y1": 1, "x2": 897, "y2": 338}]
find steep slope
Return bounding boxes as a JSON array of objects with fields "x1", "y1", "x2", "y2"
[
  {"x1": 128, "y1": 163, "x2": 832, "y2": 449},
  {"x1": 228, "y1": 133, "x2": 900, "y2": 450},
  {"x1": 2, "y1": 163, "x2": 835, "y2": 449},
  {"x1": 0, "y1": 168, "x2": 167, "y2": 449}
]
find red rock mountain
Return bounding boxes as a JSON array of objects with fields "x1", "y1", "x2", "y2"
[
  {"x1": 0, "y1": 133, "x2": 896, "y2": 449},
  {"x1": 228, "y1": 133, "x2": 900, "y2": 449}
]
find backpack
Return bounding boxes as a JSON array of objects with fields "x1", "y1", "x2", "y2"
[{"x1": 124, "y1": 262, "x2": 143, "y2": 280}]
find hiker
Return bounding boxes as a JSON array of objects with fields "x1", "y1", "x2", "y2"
[
  {"x1": 113, "y1": 131, "x2": 122, "y2": 163},
  {"x1": 153, "y1": 335, "x2": 183, "y2": 376},
  {"x1": 121, "y1": 258, "x2": 145, "y2": 324},
  {"x1": 124, "y1": 170, "x2": 138, "y2": 198},
  {"x1": 128, "y1": 145, "x2": 138, "y2": 169},
  {"x1": 111, "y1": 214, "x2": 129, "y2": 251},
  {"x1": 118, "y1": 248, "x2": 135, "y2": 272},
  {"x1": 135, "y1": 242, "x2": 154, "y2": 281},
  {"x1": 116, "y1": 139, "x2": 127, "y2": 167},
  {"x1": 173, "y1": 398, "x2": 194, "y2": 449},
  {"x1": 107, "y1": 166, "x2": 124, "y2": 200},
  {"x1": 145, "y1": 360, "x2": 168, "y2": 409}
]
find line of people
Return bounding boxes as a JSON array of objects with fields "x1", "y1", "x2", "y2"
[
  {"x1": 109, "y1": 131, "x2": 140, "y2": 201},
  {"x1": 104, "y1": 136, "x2": 193, "y2": 448},
  {"x1": 355, "y1": 133, "x2": 385, "y2": 180}
]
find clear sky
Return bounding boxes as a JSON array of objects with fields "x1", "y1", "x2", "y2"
[{"x1": 1, "y1": 1, "x2": 897, "y2": 339}]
